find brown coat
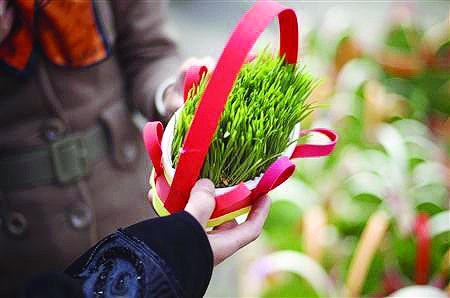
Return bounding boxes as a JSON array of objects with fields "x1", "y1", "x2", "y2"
[{"x1": 0, "y1": 0, "x2": 179, "y2": 295}]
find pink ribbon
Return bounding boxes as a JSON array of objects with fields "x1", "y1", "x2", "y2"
[
  {"x1": 183, "y1": 65, "x2": 208, "y2": 102},
  {"x1": 292, "y1": 129, "x2": 339, "y2": 158}
]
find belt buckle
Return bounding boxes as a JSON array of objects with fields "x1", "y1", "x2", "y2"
[{"x1": 50, "y1": 134, "x2": 89, "y2": 184}]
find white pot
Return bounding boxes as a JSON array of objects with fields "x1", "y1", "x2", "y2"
[{"x1": 161, "y1": 108, "x2": 300, "y2": 195}]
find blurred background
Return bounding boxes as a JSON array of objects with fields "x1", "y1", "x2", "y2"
[{"x1": 168, "y1": 1, "x2": 449, "y2": 297}]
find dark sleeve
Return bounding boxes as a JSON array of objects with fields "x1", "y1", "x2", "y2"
[
  {"x1": 110, "y1": 0, "x2": 180, "y2": 121},
  {"x1": 17, "y1": 212, "x2": 213, "y2": 298},
  {"x1": 123, "y1": 212, "x2": 214, "y2": 298}
]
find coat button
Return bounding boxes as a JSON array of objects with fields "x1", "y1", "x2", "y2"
[
  {"x1": 41, "y1": 119, "x2": 66, "y2": 142},
  {"x1": 4, "y1": 212, "x2": 28, "y2": 238},
  {"x1": 67, "y1": 205, "x2": 92, "y2": 230}
]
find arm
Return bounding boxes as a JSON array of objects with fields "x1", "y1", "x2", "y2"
[
  {"x1": 64, "y1": 212, "x2": 213, "y2": 298},
  {"x1": 111, "y1": 0, "x2": 180, "y2": 121},
  {"x1": 17, "y1": 212, "x2": 212, "y2": 298},
  {"x1": 17, "y1": 180, "x2": 270, "y2": 297}
]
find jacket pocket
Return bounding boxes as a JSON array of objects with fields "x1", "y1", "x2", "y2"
[{"x1": 100, "y1": 101, "x2": 141, "y2": 170}]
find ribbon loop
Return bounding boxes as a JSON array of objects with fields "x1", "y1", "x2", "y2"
[
  {"x1": 291, "y1": 129, "x2": 338, "y2": 159},
  {"x1": 143, "y1": 122, "x2": 164, "y2": 177},
  {"x1": 183, "y1": 65, "x2": 209, "y2": 102},
  {"x1": 252, "y1": 156, "x2": 296, "y2": 200}
]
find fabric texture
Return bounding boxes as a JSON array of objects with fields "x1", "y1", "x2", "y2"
[
  {"x1": 123, "y1": 212, "x2": 214, "y2": 298},
  {"x1": 0, "y1": 0, "x2": 110, "y2": 72},
  {"x1": 17, "y1": 212, "x2": 214, "y2": 298}
]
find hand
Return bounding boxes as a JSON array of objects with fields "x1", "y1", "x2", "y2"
[
  {"x1": 184, "y1": 179, "x2": 271, "y2": 266},
  {"x1": 0, "y1": 0, "x2": 14, "y2": 45},
  {"x1": 163, "y1": 57, "x2": 215, "y2": 116}
]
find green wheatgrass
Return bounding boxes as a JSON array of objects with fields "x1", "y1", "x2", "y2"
[{"x1": 171, "y1": 50, "x2": 317, "y2": 188}]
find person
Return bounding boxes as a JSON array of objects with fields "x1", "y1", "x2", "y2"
[
  {"x1": 16, "y1": 179, "x2": 272, "y2": 297},
  {"x1": 0, "y1": 0, "x2": 210, "y2": 295}
]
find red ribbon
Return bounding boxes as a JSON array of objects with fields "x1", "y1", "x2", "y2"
[
  {"x1": 143, "y1": 122, "x2": 163, "y2": 177},
  {"x1": 183, "y1": 65, "x2": 208, "y2": 102}
]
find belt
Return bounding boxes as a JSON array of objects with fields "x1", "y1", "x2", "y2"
[{"x1": 0, "y1": 125, "x2": 109, "y2": 189}]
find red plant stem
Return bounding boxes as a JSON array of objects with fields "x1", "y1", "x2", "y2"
[{"x1": 415, "y1": 213, "x2": 430, "y2": 285}]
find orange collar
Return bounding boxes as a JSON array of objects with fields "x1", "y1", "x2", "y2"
[{"x1": 0, "y1": 0, "x2": 109, "y2": 75}]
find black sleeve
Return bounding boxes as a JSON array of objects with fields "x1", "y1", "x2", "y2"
[
  {"x1": 17, "y1": 212, "x2": 213, "y2": 298},
  {"x1": 123, "y1": 211, "x2": 214, "y2": 298}
]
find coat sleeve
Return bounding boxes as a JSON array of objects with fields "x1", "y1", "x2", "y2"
[
  {"x1": 110, "y1": 0, "x2": 180, "y2": 121},
  {"x1": 17, "y1": 212, "x2": 214, "y2": 298},
  {"x1": 66, "y1": 211, "x2": 214, "y2": 298}
]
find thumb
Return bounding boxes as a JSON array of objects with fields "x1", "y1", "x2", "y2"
[{"x1": 185, "y1": 179, "x2": 216, "y2": 227}]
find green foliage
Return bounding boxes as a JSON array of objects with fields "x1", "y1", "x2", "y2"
[
  {"x1": 263, "y1": 201, "x2": 303, "y2": 251},
  {"x1": 262, "y1": 273, "x2": 319, "y2": 298},
  {"x1": 244, "y1": 10, "x2": 448, "y2": 297},
  {"x1": 385, "y1": 25, "x2": 415, "y2": 53},
  {"x1": 171, "y1": 50, "x2": 316, "y2": 187},
  {"x1": 361, "y1": 252, "x2": 385, "y2": 296}
]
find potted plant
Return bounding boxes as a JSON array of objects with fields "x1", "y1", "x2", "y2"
[{"x1": 143, "y1": 0, "x2": 337, "y2": 226}]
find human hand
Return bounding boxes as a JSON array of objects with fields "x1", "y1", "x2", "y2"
[
  {"x1": 162, "y1": 57, "x2": 215, "y2": 116},
  {"x1": 184, "y1": 179, "x2": 271, "y2": 266},
  {"x1": 0, "y1": 0, "x2": 14, "y2": 45}
]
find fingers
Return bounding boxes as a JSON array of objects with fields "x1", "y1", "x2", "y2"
[
  {"x1": 208, "y1": 195, "x2": 271, "y2": 265},
  {"x1": 162, "y1": 86, "x2": 184, "y2": 115},
  {"x1": 175, "y1": 56, "x2": 216, "y2": 93},
  {"x1": 0, "y1": 2, "x2": 13, "y2": 44},
  {"x1": 243, "y1": 194, "x2": 272, "y2": 233},
  {"x1": 184, "y1": 179, "x2": 216, "y2": 227},
  {"x1": 0, "y1": 1, "x2": 7, "y2": 15},
  {"x1": 213, "y1": 219, "x2": 238, "y2": 231}
]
